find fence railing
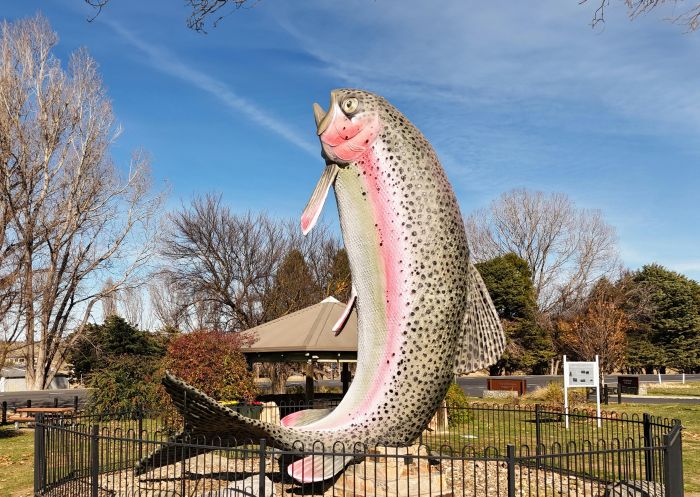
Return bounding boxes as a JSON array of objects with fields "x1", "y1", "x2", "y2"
[{"x1": 33, "y1": 402, "x2": 684, "y2": 497}]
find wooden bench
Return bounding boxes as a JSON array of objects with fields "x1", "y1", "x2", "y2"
[{"x1": 9, "y1": 407, "x2": 74, "y2": 429}]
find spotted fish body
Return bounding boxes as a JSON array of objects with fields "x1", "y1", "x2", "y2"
[{"x1": 147, "y1": 89, "x2": 505, "y2": 483}]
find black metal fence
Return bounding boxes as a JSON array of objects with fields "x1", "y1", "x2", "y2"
[{"x1": 33, "y1": 402, "x2": 684, "y2": 497}]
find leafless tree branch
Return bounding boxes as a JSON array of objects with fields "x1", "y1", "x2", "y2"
[
  {"x1": 465, "y1": 189, "x2": 619, "y2": 314},
  {"x1": 0, "y1": 15, "x2": 164, "y2": 388}
]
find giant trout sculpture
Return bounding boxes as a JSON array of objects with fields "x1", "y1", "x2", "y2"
[{"x1": 140, "y1": 89, "x2": 506, "y2": 483}]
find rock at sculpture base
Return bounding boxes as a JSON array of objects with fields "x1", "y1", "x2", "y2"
[
  {"x1": 603, "y1": 481, "x2": 665, "y2": 497},
  {"x1": 482, "y1": 390, "x2": 518, "y2": 400},
  {"x1": 205, "y1": 475, "x2": 275, "y2": 497},
  {"x1": 259, "y1": 401, "x2": 280, "y2": 425},
  {"x1": 331, "y1": 445, "x2": 449, "y2": 497},
  {"x1": 425, "y1": 400, "x2": 449, "y2": 433}
]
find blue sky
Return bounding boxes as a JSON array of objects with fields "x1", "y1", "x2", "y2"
[{"x1": 4, "y1": 1, "x2": 700, "y2": 281}]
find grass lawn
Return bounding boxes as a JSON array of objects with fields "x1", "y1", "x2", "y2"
[
  {"x1": 0, "y1": 426, "x2": 34, "y2": 497},
  {"x1": 602, "y1": 401, "x2": 700, "y2": 494},
  {"x1": 646, "y1": 381, "x2": 700, "y2": 397}
]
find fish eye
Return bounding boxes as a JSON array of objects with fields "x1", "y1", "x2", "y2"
[{"x1": 342, "y1": 98, "x2": 359, "y2": 114}]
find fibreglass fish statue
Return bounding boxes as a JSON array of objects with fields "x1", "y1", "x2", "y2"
[{"x1": 139, "y1": 89, "x2": 505, "y2": 483}]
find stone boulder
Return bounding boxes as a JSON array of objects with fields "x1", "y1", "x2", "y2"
[{"x1": 329, "y1": 445, "x2": 449, "y2": 497}]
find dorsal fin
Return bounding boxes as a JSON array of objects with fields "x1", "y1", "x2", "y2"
[{"x1": 454, "y1": 262, "x2": 506, "y2": 374}]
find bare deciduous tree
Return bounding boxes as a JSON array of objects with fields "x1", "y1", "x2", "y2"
[
  {"x1": 0, "y1": 16, "x2": 162, "y2": 389},
  {"x1": 100, "y1": 278, "x2": 118, "y2": 318},
  {"x1": 119, "y1": 286, "x2": 148, "y2": 330},
  {"x1": 148, "y1": 273, "x2": 191, "y2": 331},
  {"x1": 85, "y1": 0, "x2": 255, "y2": 32},
  {"x1": 159, "y1": 193, "x2": 342, "y2": 332},
  {"x1": 465, "y1": 189, "x2": 618, "y2": 314},
  {"x1": 161, "y1": 194, "x2": 287, "y2": 331},
  {"x1": 584, "y1": 0, "x2": 700, "y2": 31}
]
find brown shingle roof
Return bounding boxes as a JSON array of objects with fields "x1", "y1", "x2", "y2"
[{"x1": 240, "y1": 297, "x2": 357, "y2": 354}]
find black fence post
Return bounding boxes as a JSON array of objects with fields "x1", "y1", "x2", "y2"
[
  {"x1": 535, "y1": 404, "x2": 542, "y2": 456},
  {"x1": 643, "y1": 413, "x2": 654, "y2": 481},
  {"x1": 74, "y1": 395, "x2": 79, "y2": 412},
  {"x1": 90, "y1": 424, "x2": 99, "y2": 497},
  {"x1": 507, "y1": 444, "x2": 516, "y2": 497},
  {"x1": 138, "y1": 408, "x2": 144, "y2": 463},
  {"x1": 33, "y1": 412, "x2": 45, "y2": 494},
  {"x1": 1, "y1": 401, "x2": 7, "y2": 425},
  {"x1": 27, "y1": 399, "x2": 31, "y2": 408},
  {"x1": 618, "y1": 387, "x2": 622, "y2": 404},
  {"x1": 604, "y1": 384, "x2": 609, "y2": 405},
  {"x1": 663, "y1": 423, "x2": 684, "y2": 497},
  {"x1": 53, "y1": 397, "x2": 59, "y2": 408},
  {"x1": 259, "y1": 438, "x2": 267, "y2": 497}
]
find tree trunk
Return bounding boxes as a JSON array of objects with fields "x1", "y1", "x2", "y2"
[{"x1": 269, "y1": 364, "x2": 288, "y2": 395}]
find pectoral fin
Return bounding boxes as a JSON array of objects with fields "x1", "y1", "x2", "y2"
[
  {"x1": 287, "y1": 454, "x2": 355, "y2": 483},
  {"x1": 280, "y1": 408, "x2": 333, "y2": 427},
  {"x1": 301, "y1": 164, "x2": 339, "y2": 235},
  {"x1": 454, "y1": 262, "x2": 506, "y2": 374},
  {"x1": 332, "y1": 286, "x2": 357, "y2": 336}
]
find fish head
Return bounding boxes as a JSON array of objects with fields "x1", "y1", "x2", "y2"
[{"x1": 313, "y1": 89, "x2": 383, "y2": 165}]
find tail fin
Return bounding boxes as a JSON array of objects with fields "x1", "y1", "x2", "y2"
[
  {"x1": 135, "y1": 432, "x2": 215, "y2": 475},
  {"x1": 136, "y1": 373, "x2": 274, "y2": 474}
]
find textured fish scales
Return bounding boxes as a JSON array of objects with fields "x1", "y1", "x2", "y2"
[{"x1": 148, "y1": 89, "x2": 506, "y2": 483}]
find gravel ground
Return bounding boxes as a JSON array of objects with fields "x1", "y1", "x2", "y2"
[{"x1": 40, "y1": 444, "x2": 639, "y2": 497}]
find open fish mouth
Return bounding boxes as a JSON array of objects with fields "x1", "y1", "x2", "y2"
[{"x1": 313, "y1": 92, "x2": 337, "y2": 135}]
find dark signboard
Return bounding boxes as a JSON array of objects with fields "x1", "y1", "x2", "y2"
[{"x1": 618, "y1": 376, "x2": 640, "y2": 395}]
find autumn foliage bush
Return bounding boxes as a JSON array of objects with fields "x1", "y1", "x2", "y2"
[{"x1": 165, "y1": 330, "x2": 257, "y2": 402}]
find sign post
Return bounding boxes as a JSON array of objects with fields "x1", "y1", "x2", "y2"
[{"x1": 563, "y1": 355, "x2": 601, "y2": 429}]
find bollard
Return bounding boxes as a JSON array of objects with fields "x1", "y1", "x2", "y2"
[
  {"x1": 603, "y1": 384, "x2": 609, "y2": 405},
  {"x1": 54, "y1": 397, "x2": 59, "y2": 408},
  {"x1": 27, "y1": 399, "x2": 31, "y2": 408}
]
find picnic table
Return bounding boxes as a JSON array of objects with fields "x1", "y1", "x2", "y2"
[{"x1": 8, "y1": 407, "x2": 75, "y2": 428}]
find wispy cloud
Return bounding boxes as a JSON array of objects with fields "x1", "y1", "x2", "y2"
[
  {"x1": 273, "y1": 1, "x2": 700, "y2": 137},
  {"x1": 106, "y1": 20, "x2": 318, "y2": 157}
]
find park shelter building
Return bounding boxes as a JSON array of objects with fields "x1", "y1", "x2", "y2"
[{"x1": 239, "y1": 296, "x2": 358, "y2": 399}]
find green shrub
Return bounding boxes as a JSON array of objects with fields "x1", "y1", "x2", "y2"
[
  {"x1": 85, "y1": 354, "x2": 165, "y2": 413},
  {"x1": 445, "y1": 383, "x2": 473, "y2": 426}
]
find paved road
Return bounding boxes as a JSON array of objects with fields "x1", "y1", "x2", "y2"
[
  {"x1": 0, "y1": 388, "x2": 89, "y2": 408},
  {"x1": 286, "y1": 374, "x2": 700, "y2": 404},
  {"x1": 3, "y1": 375, "x2": 698, "y2": 409},
  {"x1": 456, "y1": 375, "x2": 700, "y2": 404}
]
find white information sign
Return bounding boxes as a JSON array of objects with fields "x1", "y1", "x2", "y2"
[
  {"x1": 562, "y1": 355, "x2": 601, "y2": 429},
  {"x1": 566, "y1": 362, "x2": 598, "y2": 388}
]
